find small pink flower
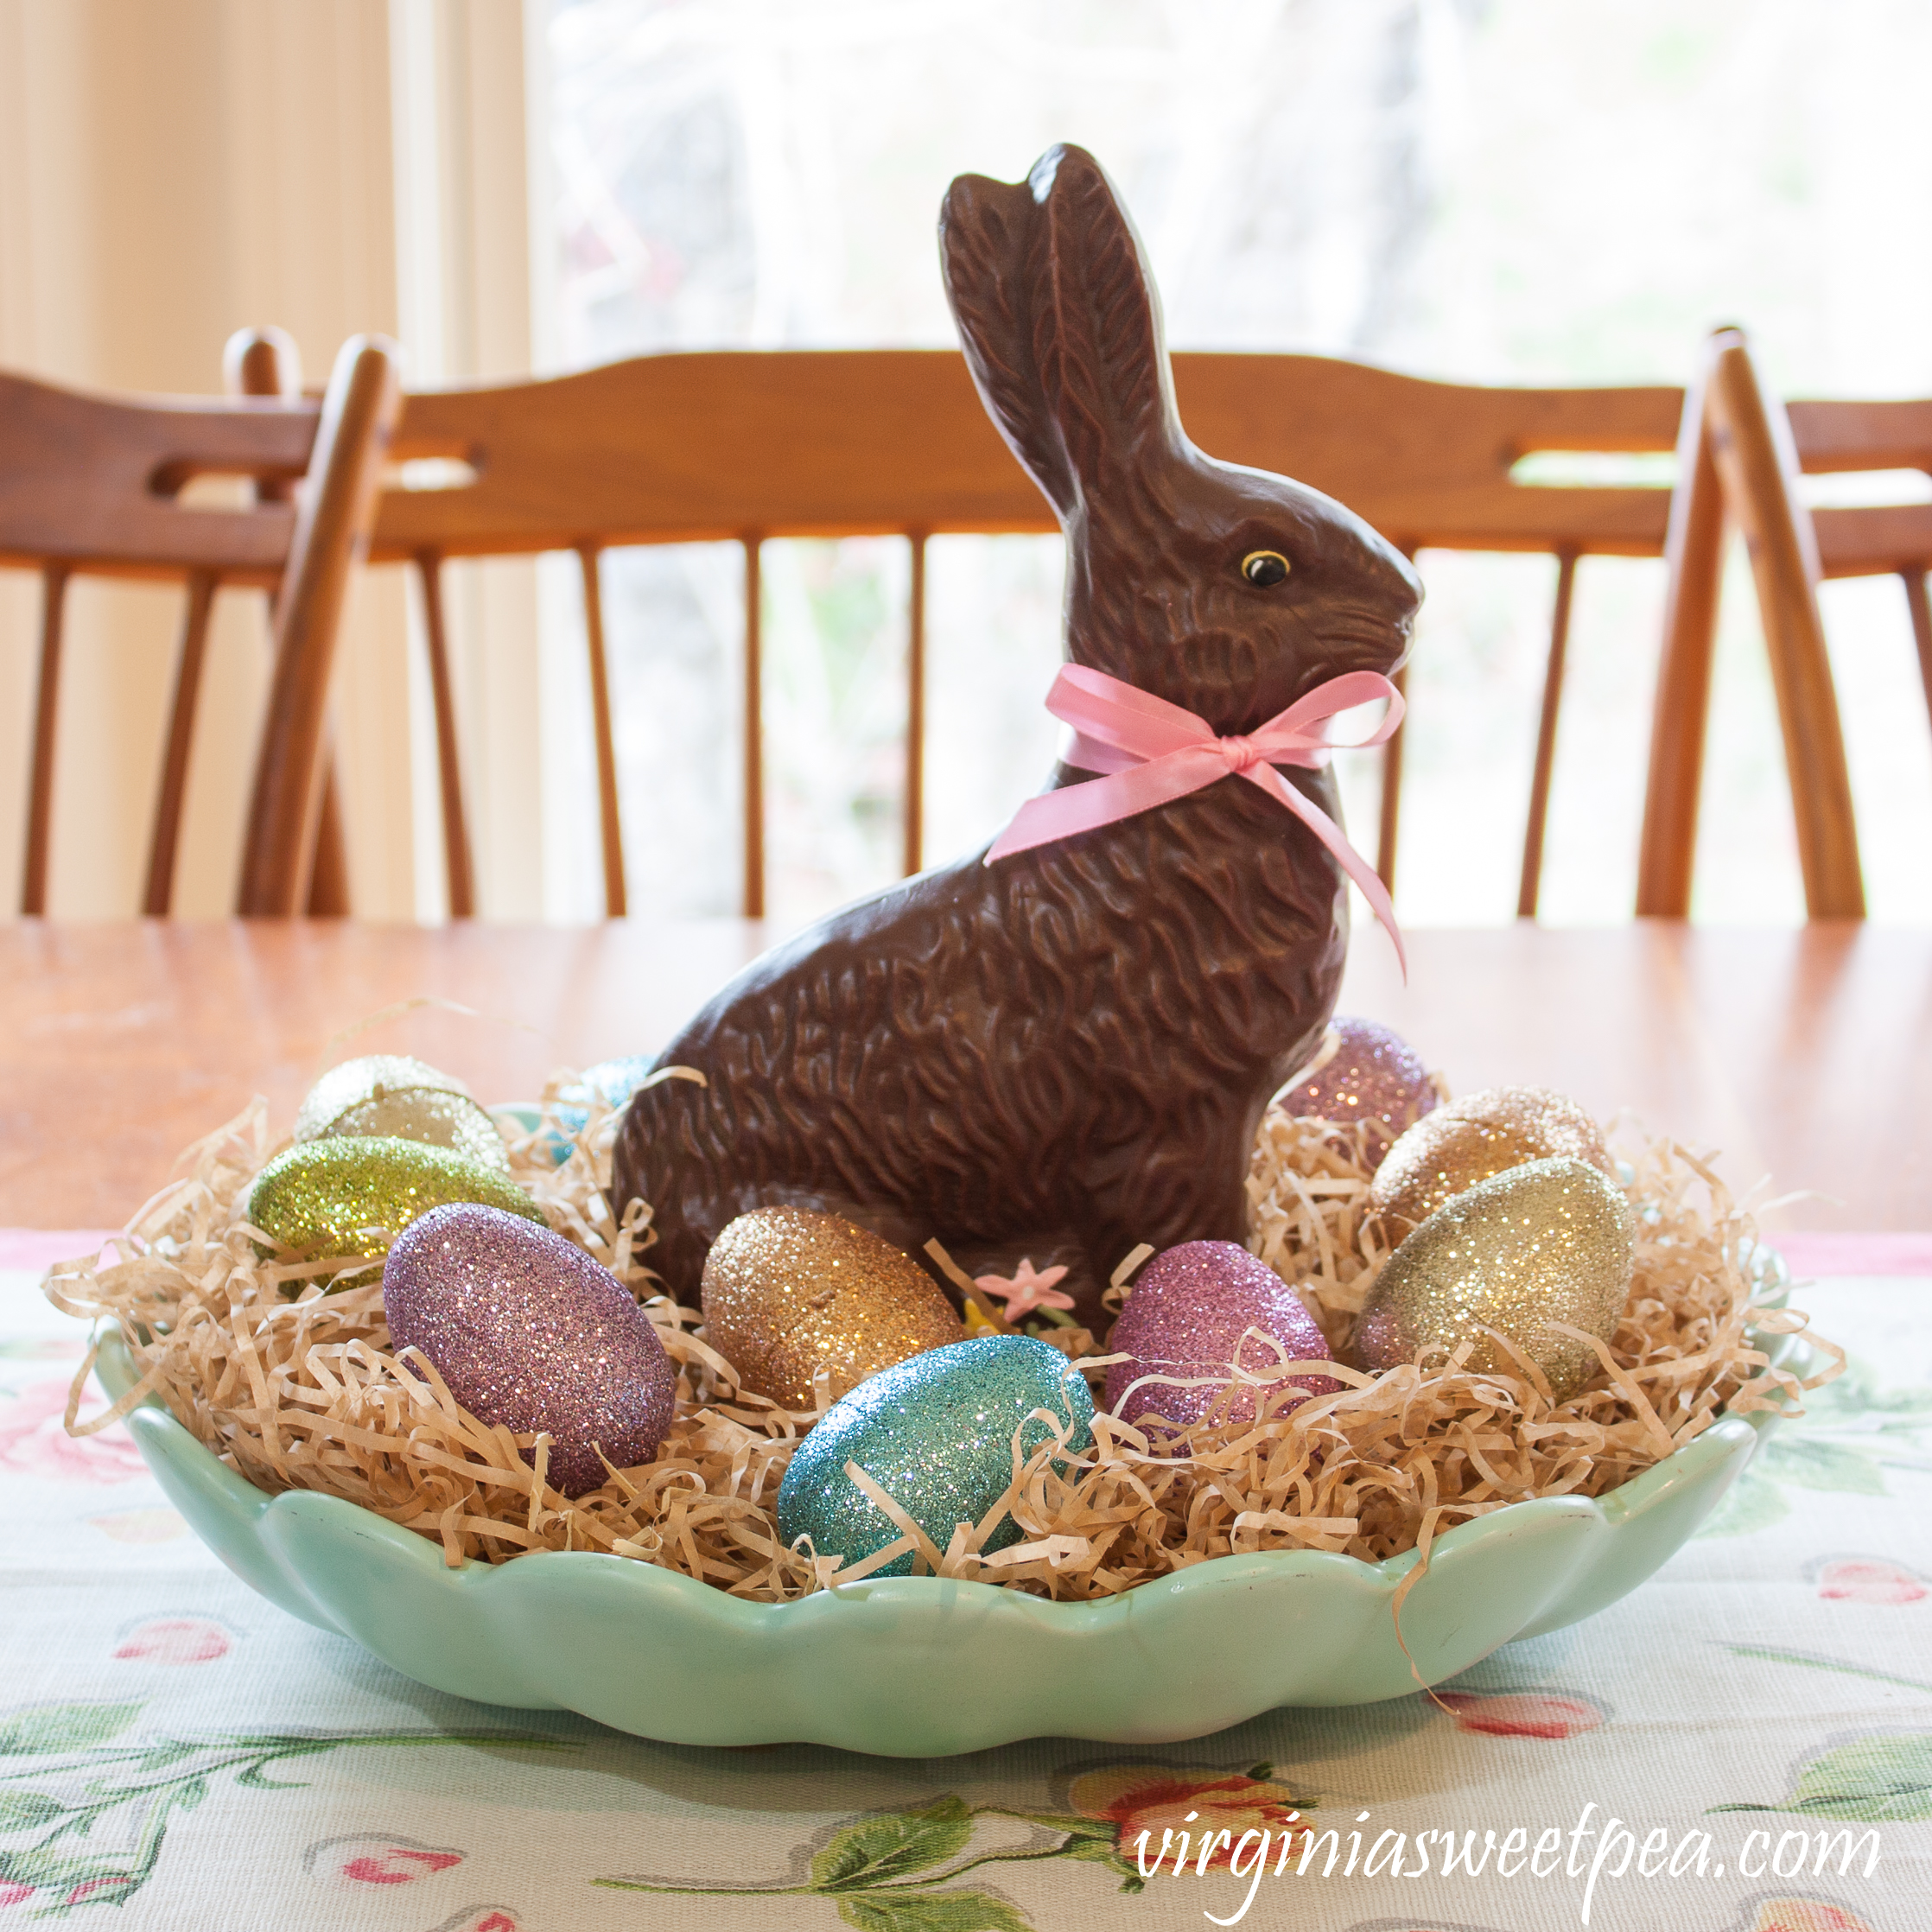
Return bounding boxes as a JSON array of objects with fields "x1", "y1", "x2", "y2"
[
  {"x1": 0, "y1": 1378, "x2": 146, "y2": 1484},
  {"x1": 307, "y1": 1836, "x2": 464, "y2": 1888},
  {"x1": 1433, "y1": 1692, "x2": 1604, "y2": 1739},
  {"x1": 974, "y1": 1258, "x2": 1076, "y2": 1322},
  {"x1": 1069, "y1": 1765, "x2": 1308, "y2": 1872},
  {"x1": 1750, "y1": 1901, "x2": 1875, "y2": 1932},
  {"x1": 113, "y1": 1618, "x2": 232, "y2": 1665},
  {"x1": 431, "y1": 1912, "x2": 519, "y2": 1932},
  {"x1": 0, "y1": 1883, "x2": 33, "y2": 1908},
  {"x1": 1817, "y1": 1559, "x2": 1927, "y2": 1605}
]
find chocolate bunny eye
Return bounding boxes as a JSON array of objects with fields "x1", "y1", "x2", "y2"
[{"x1": 1240, "y1": 550, "x2": 1291, "y2": 588}]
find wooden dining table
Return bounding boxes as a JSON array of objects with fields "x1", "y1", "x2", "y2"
[
  {"x1": 5, "y1": 917, "x2": 1930, "y2": 1932},
  {"x1": 2, "y1": 916, "x2": 1927, "y2": 1235}
]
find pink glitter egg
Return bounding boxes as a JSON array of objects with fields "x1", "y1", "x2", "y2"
[
  {"x1": 383, "y1": 1204, "x2": 677, "y2": 1498},
  {"x1": 1103, "y1": 1240, "x2": 1342, "y2": 1427},
  {"x1": 1277, "y1": 1015, "x2": 1437, "y2": 1160}
]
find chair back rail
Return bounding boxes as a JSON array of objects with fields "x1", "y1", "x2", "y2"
[
  {"x1": 369, "y1": 349, "x2": 1691, "y2": 919},
  {"x1": 1, "y1": 337, "x2": 399, "y2": 916}
]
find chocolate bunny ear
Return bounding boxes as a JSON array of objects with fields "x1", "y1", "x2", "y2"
[{"x1": 943, "y1": 144, "x2": 1180, "y2": 522}]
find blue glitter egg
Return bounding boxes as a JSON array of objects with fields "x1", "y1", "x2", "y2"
[
  {"x1": 560, "y1": 1054, "x2": 657, "y2": 1112},
  {"x1": 488, "y1": 1103, "x2": 585, "y2": 1168},
  {"x1": 777, "y1": 1335, "x2": 1094, "y2": 1579}
]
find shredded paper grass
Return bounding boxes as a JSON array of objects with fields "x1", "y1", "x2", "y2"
[{"x1": 48, "y1": 1083, "x2": 1839, "y2": 1602}]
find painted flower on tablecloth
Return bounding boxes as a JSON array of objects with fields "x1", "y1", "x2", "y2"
[
  {"x1": 0, "y1": 1379, "x2": 146, "y2": 1484},
  {"x1": 1814, "y1": 1558, "x2": 1928, "y2": 1605},
  {"x1": 0, "y1": 1880, "x2": 32, "y2": 1908},
  {"x1": 427, "y1": 1910, "x2": 518, "y2": 1932},
  {"x1": 111, "y1": 1618, "x2": 232, "y2": 1665},
  {"x1": 1431, "y1": 1691, "x2": 1605, "y2": 1739},
  {"x1": 305, "y1": 1835, "x2": 465, "y2": 1888},
  {"x1": 1745, "y1": 1900, "x2": 1875, "y2": 1932},
  {"x1": 1067, "y1": 1763, "x2": 1309, "y2": 1871}
]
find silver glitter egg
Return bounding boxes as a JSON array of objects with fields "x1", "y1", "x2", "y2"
[
  {"x1": 294, "y1": 1053, "x2": 509, "y2": 1173},
  {"x1": 1354, "y1": 1155, "x2": 1634, "y2": 1401},
  {"x1": 777, "y1": 1335, "x2": 1093, "y2": 1578}
]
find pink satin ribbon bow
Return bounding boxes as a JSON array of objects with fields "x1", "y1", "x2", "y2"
[{"x1": 985, "y1": 662, "x2": 1407, "y2": 973}]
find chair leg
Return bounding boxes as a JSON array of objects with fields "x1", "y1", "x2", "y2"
[
  {"x1": 1636, "y1": 342, "x2": 1727, "y2": 918},
  {"x1": 1702, "y1": 330, "x2": 1865, "y2": 919}
]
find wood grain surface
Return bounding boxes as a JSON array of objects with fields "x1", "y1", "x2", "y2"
[{"x1": 2, "y1": 919, "x2": 1925, "y2": 1235}]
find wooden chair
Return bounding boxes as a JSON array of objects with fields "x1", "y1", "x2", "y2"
[
  {"x1": 371, "y1": 351, "x2": 1704, "y2": 919},
  {"x1": 3, "y1": 334, "x2": 401, "y2": 917},
  {"x1": 1639, "y1": 326, "x2": 1932, "y2": 919}
]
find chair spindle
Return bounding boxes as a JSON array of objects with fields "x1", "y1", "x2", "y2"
[
  {"x1": 22, "y1": 563, "x2": 71, "y2": 916},
  {"x1": 575, "y1": 542, "x2": 626, "y2": 919},
  {"x1": 143, "y1": 569, "x2": 219, "y2": 916},
  {"x1": 1903, "y1": 568, "x2": 1932, "y2": 736},
  {"x1": 1517, "y1": 550, "x2": 1579, "y2": 918},
  {"x1": 413, "y1": 551, "x2": 476, "y2": 918},
  {"x1": 904, "y1": 531, "x2": 928, "y2": 878},
  {"x1": 742, "y1": 537, "x2": 765, "y2": 920}
]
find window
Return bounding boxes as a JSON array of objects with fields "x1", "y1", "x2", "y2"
[{"x1": 545, "y1": 0, "x2": 1932, "y2": 927}]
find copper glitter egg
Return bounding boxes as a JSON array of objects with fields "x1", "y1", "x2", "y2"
[
  {"x1": 247, "y1": 1135, "x2": 544, "y2": 1268},
  {"x1": 294, "y1": 1054, "x2": 510, "y2": 1173},
  {"x1": 1354, "y1": 1155, "x2": 1633, "y2": 1400},
  {"x1": 1369, "y1": 1086, "x2": 1612, "y2": 1236},
  {"x1": 1277, "y1": 1015, "x2": 1438, "y2": 1160},
  {"x1": 701, "y1": 1206, "x2": 964, "y2": 1409}
]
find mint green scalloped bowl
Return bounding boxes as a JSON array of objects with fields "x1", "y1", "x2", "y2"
[{"x1": 94, "y1": 1325, "x2": 1796, "y2": 1757}]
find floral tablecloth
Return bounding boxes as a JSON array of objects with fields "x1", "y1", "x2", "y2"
[{"x1": 3, "y1": 1239, "x2": 1928, "y2": 1932}]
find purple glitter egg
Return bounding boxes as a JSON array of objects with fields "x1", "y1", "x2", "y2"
[
  {"x1": 1103, "y1": 1240, "x2": 1342, "y2": 1427},
  {"x1": 1277, "y1": 1015, "x2": 1437, "y2": 1160},
  {"x1": 383, "y1": 1204, "x2": 677, "y2": 1497}
]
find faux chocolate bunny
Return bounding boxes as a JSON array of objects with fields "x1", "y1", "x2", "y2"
[{"x1": 613, "y1": 144, "x2": 1420, "y2": 1326}]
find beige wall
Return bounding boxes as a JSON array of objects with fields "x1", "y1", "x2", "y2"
[
  {"x1": 0, "y1": 0, "x2": 544, "y2": 919},
  {"x1": 391, "y1": 0, "x2": 549, "y2": 919}
]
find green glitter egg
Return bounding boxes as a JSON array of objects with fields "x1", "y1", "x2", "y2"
[
  {"x1": 777, "y1": 1335, "x2": 1094, "y2": 1579},
  {"x1": 293, "y1": 1054, "x2": 510, "y2": 1172},
  {"x1": 246, "y1": 1136, "x2": 543, "y2": 1266}
]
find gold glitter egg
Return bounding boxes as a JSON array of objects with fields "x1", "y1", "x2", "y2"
[
  {"x1": 247, "y1": 1135, "x2": 543, "y2": 1268},
  {"x1": 293, "y1": 1054, "x2": 510, "y2": 1172},
  {"x1": 1369, "y1": 1085, "x2": 1612, "y2": 1236},
  {"x1": 1354, "y1": 1155, "x2": 1634, "y2": 1400},
  {"x1": 701, "y1": 1206, "x2": 965, "y2": 1409}
]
